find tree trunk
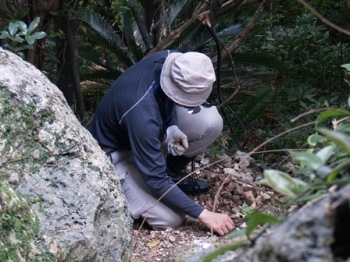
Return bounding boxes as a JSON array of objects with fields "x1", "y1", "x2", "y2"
[{"x1": 55, "y1": 0, "x2": 86, "y2": 122}]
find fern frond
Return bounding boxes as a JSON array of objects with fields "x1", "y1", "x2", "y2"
[
  {"x1": 76, "y1": 9, "x2": 135, "y2": 66},
  {"x1": 239, "y1": 85, "x2": 274, "y2": 124}
]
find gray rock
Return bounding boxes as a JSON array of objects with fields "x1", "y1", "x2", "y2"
[
  {"x1": 0, "y1": 48, "x2": 132, "y2": 261},
  {"x1": 187, "y1": 185, "x2": 350, "y2": 262}
]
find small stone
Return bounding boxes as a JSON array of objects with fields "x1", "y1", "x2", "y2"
[
  {"x1": 261, "y1": 192, "x2": 272, "y2": 201},
  {"x1": 169, "y1": 236, "x2": 176, "y2": 242},
  {"x1": 243, "y1": 190, "x2": 255, "y2": 206}
]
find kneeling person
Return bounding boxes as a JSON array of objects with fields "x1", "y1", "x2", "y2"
[{"x1": 88, "y1": 50, "x2": 235, "y2": 236}]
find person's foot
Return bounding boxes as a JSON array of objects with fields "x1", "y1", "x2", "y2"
[
  {"x1": 169, "y1": 171, "x2": 210, "y2": 195},
  {"x1": 166, "y1": 155, "x2": 210, "y2": 195}
]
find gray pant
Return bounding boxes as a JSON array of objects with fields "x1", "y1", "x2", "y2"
[{"x1": 110, "y1": 105, "x2": 223, "y2": 229}]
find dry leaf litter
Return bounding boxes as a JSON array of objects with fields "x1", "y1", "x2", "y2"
[{"x1": 131, "y1": 151, "x2": 279, "y2": 262}]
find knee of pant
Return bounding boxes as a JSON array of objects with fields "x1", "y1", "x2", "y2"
[
  {"x1": 204, "y1": 113, "x2": 223, "y2": 139},
  {"x1": 145, "y1": 212, "x2": 185, "y2": 230}
]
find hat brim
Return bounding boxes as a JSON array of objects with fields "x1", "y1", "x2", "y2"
[{"x1": 160, "y1": 53, "x2": 211, "y2": 107}]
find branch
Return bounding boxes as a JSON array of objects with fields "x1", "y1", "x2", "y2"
[
  {"x1": 213, "y1": 0, "x2": 269, "y2": 64},
  {"x1": 296, "y1": 0, "x2": 350, "y2": 38}
]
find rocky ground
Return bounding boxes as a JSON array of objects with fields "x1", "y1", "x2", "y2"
[{"x1": 130, "y1": 152, "x2": 282, "y2": 262}]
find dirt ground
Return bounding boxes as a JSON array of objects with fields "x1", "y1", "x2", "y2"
[{"x1": 130, "y1": 152, "x2": 279, "y2": 261}]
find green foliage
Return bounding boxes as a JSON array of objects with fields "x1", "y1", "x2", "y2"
[
  {"x1": 0, "y1": 86, "x2": 55, "y2": 176},
  {"x1": 259, "y1": 93, "x2": 350, "y2": 203},
  {"x1": 239, "y1": 85, "x2": 275, "y2": 124},
  {"x1": 202, "y1": 240, "x2": 249, "y2": 262},
  {"x1": 245, "y1": 212, "x2": 282, "y2": 236},
  {"x1": 259, "y1": 170, "x2": 308, "y2": 198},
  {"x1": 228, "y1": 10, "x2": 350, "y2": 150},
  {"x1": 205, "y1": 210, "x2": 283, "y2": 261},
  {"x1": 0, "y1": 182, "x2": 38, "y2": 261},
  {"x1": 211, "y1": 88, "x2": 350, "y2": 262},
  {"x1": 227, "y1": 85, "x2": 275, "y2": 143},
  {"x1": 0, "y1": 17, "x2": 47, "y2": 59}
]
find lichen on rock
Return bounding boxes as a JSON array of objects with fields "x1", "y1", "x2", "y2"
[{"x1": 0, "y1": 48, "x2": 132, "y2": 261}]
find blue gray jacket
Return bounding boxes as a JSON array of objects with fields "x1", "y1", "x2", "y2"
[{"x1": 88, "y1": 50, "x2": 204, "y2": 218}]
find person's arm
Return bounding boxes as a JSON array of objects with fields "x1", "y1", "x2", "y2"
[{"x1": 124, "y1": 102, "x2": 204, "y2": 218}]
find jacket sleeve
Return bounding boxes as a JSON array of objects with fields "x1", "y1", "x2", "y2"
[{"x1": 122, "y1": 99, "x2": 204, "y2": 218}]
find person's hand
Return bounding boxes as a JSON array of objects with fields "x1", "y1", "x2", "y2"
[
  {"x1": 165, "y1": 125, "x2": 188, "y2": 156},
  {"x1": 198, "y1": 209, "x2": 235, "y2": 236}
]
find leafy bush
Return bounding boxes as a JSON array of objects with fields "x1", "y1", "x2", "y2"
[
  {"x1": 230, "y1": 12, "x2": 350, "y2": 150},
  {"x1": 261, "y1": 97, "x2": 350, "y2": 204},
  {"x1": 205, "y1": 67, "x2": 350, "y2": 261},
  {"x1": 0, "y1": 17, "x2": 46, "y2": 59}
]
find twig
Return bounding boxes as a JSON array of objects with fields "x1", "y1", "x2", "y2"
[
  {"x1": 332, "y1": 116, "x2": 350, "y2": 129},
  {"x1": 241, "y1": 121, "x2": 316, "y2": 165},
  {"x1": 212, "y1": 174, "x2": 230, "y2": 234},
  {"x1": 210, "y1": 121, "x2": 317, "y2": 222},
  {"x1": 290, "y1": 107, "x2": 331, "y2": 122},
  {"x1": 296, "y1": 0, "x2": 350, "y2": 37}
]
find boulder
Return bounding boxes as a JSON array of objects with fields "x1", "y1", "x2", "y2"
[{"x1": 0, "y1": 48, "x2": 132, "y2": 261}]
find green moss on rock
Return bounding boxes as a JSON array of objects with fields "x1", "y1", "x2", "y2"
[
  {"x1": 0, "y1": 181, "x2": 38, "y2": 261},
  {"x1": 0, "y1": 86, "x2": 55, "y2": 181}
]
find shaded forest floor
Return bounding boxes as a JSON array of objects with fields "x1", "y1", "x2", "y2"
[{"x1": 130, "y1": 152, "x2": 286, "y2": 261}]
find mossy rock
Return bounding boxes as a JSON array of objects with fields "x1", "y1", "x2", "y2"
[
  {"x1": 0, "y1": 181, "x2": 41, "y2": 261},
  {"x1": 0, "y1": 47, "x2": 132, "y2": 261}
]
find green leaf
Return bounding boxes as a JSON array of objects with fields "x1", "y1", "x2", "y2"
[
  {"x1": 8, "y1": 22, "x2": 19, "y2": 37},
  {"x1": 16, "y1": 21, "x2": 28, "y2": 35},
  {"x1": 315, "y1": 165, "x2": 332, "y2": 176},
  {"x1": 246, "y1": 212, "x2": 281, "y2": 235},
  {"x1": 12, "y1": 36, "x2": 24, "y2": 43},
  {"x1": 307, "y1": 133, "x2": 326, "y2": 146},
  {"x1": 259, "y1": 170, "x2": 308, "y2": 198},
  {"x1": 31, "y1": 31, "x2": 47, "y2": 40},
  {"x1": 25, "y1": 35, "x2": 35, "y2": 45},
  {"x1": 327, "y1": 158, "x2": 350, "y2": 182},
  {"x1": 316, "y1": 109, "x2": 350, "y2": 126},
  {"x1": 294, "y1": 192, "x2": 325, "y2": 203},
  {"x1": 2, "y1": 43, "x2": 14, "y2": 51},
  {"x1": 226, "y1": 228, "x2": 261, "y2": 239},
  {"x1": 28, "y1": 17, "x2": 40, "y2": 34},
  {"x1": 317, "y1": 128, "x2": 350, "y2": 156},
  {"x1": 336, "y1": 121, "x2": 350, "y2": 136},
  {"x1": 16, "y1": 51, "x2": 25, "y2": 60},
  {"x1": 15, "y1": 44, "x2": 34, "y2": 51},
  {"x1": 316, "y1": 144, "x2": 335, "y2": 163},
  {"x1": 289, "y1": 151, "x2": 323, "y2": 170},
  {"x1": 348, "y1": 96, "x2": 350, "y2": 108},
  {"x1": 241, "y1": 202, "x2": 256, "y2": 216},
  {"x1": 0, "y1": 31, "x2": 11, "y2": 39},
  {"x1": 340, "y1": 64, "x2": 350, "y2": 72},
  {"x1": 203, "y1": 240, "x2": 249, "y2": 262}
]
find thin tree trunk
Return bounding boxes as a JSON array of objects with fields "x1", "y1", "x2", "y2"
[
  {"x1": 55, "y1": 0, "x2": 85, "y2": 122},
  {"x1": 63, "y1": 14, "x2": 86, "y2": 122}
]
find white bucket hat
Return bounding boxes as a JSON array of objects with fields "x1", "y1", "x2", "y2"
[{"x1": 160, "y1": 52, "x2": 216, "y2": 107}]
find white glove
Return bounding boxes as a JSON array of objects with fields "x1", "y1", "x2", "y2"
[{"x1": 165, "y1": 125, "x2": 189, "y2": 156}]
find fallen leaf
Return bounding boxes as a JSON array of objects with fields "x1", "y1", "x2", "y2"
[{"x1": 146, "y1": 239, "x2": 161, "y2": 248}]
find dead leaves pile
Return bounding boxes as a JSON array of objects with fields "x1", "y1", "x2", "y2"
[
  {"x1": 132, "y1": 226, "x2": 227, "y2": 261},
  {"x1": 131, "y1": 151, "x2": 278, "y2": 262}
]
